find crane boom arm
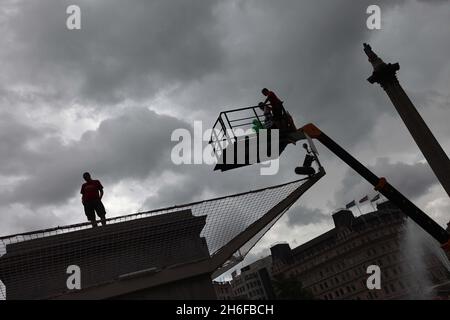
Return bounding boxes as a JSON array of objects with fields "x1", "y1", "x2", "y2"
[{"x1": 302, "y1": 123, "x2": 450, "y2": 248}]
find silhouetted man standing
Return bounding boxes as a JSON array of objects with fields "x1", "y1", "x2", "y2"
[
  {"x1": 261, "y1": 88, "x2": 296, "y2": 133},
  {"x1": 81, "y1": 172, "x2": 106, "y2": 227},
  {"x1": 262, "y1": 88, "x2": 284, "y2": 119}
]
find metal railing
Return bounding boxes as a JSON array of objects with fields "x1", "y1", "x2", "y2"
[
  {"x1": 0, "y1": 178, "x2": 312, "y2": 299},
  {"x1": 209, "y1": 105, "x2": 267, "y2": 158}
]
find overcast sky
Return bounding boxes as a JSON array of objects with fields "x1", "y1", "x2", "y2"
[{"x1": 0, "y1": 0, "x2": 449, "y2": 268}]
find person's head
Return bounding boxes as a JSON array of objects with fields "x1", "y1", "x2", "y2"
[
  {"x1": 83, "y1": 172, "x2": 91, "y2": 182},
  {"x1": 261, "y1": 88, "x2": 269, "y2": 96}
]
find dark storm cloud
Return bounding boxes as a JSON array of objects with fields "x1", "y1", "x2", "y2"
[
  {"x1": 140, "y1": 160, "x2": 293, "y2": 211},
  {"x1": 141, "y1": 172, "x2": 205, "y2": 210},
  {"x1": 1, "y1": 0, "x2": 224, "y2": 105},
  {"x1": 0, "y1": 108, "x2": 188, "y2": 206},
  {"x1": 0, "y1": 204, "x2": 65, "y2": 236},
  {"x1": 335, "y1": 158, "x2": 438, "y2": 205},
  {"x1": 286, "y1": 205, "x2": 330, "y2": 227},
  {"x1": 0, "y1": 113, "x2": 42, "y2": 174}
]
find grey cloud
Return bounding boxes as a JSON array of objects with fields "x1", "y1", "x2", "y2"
[
  {"x1": 286, "y1": 205, "x2": 330, "y2": 227},
  {"x1": 0, "y1": 205, "x2": 65, "y2": 236},
  {"x1": 334, "y1": 158, "x2": 438, "y2": 205},
  {"x1": 0, "y1": 113, "x2": 38, "y2": 173},
  {"x1": 1, "y1": 0, "x2": 224, "y2": 105},
  {"x1": 1, "y1": 107, "x2": 188, "y2": 207},
  {"x1": 141, "y1": 172, "x2": 205, "y2": 210}
]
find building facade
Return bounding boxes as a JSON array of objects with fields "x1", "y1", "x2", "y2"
[
  {"x1": 215, "y1": 256, "x2": 275, "y2": 300},
  {"x1": 270, "y1": 201, "x2": 450, "y2": 300},
  {"x1": 0, "y1": 209, "x2": 216, "y2": 300},
  {"x1": 213, "y1": 280, "x2": 234, "y2": 300}
]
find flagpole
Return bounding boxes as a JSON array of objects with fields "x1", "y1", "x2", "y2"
[
  {"x1": 357, "y1": 196, "x2": 370, "y2": 215},
  {"x1": 355, "y1": 202, "x2": 363, "y2": 216},
  {"x1": 356, "y1": 201, "x2": 370, "y2": 226}
]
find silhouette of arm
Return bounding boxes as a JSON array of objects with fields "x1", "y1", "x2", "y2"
[
  {"x1": 97, "y1": 180, "x2": 104, "y2": 200},
  {"x1": 80, "y1": 186, "x2": 84, "y2": 204}
]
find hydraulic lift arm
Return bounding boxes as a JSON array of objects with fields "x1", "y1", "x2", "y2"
[{"x1": 301, "y1": 123, "x2": 450, "y2": 250}]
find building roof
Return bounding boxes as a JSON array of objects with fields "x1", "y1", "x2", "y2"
[
  {"x1": 0, "y1": 209, "x2": 210, "y2": 299},
  {"x1": 289, "y1": 201, "x2": 404, "y2": 259}
]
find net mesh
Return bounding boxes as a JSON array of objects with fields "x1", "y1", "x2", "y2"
[{"x1": 0, "y1": 177, "x2": 310, "y2": 300}]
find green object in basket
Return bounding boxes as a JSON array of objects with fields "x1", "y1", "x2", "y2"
[{"x1": 252, "y1": 119, "x2": 264, "y2": 133}]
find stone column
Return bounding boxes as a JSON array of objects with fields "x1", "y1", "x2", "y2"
[
  {"x1": 364, "y1": 43, "x2": 450, "y2": 199},
  {"x1": 446, "y1": 222, "x2": 450, "y2": 259}
]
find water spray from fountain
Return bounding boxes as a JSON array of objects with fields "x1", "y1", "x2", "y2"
[{"x1": 402, "y1": 217, "x2": 450, "y2": 299}]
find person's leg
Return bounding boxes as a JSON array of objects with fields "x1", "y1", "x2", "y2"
[
  {"x1": 274, "y1": 104, "x2": 288, "y2": 132},
  {"x1": 271, "y1": 114, "x2": 280, "y2": 130},
  {"x1": 84, "y1": 202, "x2": 97, "y2": 227},
  {"x1": 285, "y1": 111, "x2": 297, "y2": 132},
  {"x1": 94, "y1": 199, "x2": 107, "y2": 226}
]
